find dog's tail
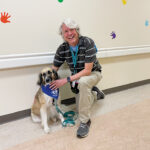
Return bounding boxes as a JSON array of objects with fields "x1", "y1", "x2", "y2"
[{"x1": 31, "y1": 113, "x2": 41, "y2": 123}]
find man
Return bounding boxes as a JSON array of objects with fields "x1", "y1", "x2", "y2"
[{"x1": 50, "y1": 18, "x2": 104, "y2": 138}]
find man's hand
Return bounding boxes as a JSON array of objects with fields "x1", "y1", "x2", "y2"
[
  {"x1": 50, "y1": 78, "x2": 67, "y2": 90},
  {"x1": 0, "y1": 12, "x2": 11, "y2": 23}
]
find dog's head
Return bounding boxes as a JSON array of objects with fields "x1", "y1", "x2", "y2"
[{"x1": 37, "y1": 67, "x2": 58, "y2": 86}]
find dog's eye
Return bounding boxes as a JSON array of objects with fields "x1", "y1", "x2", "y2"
[
  {"x1": 42, "y1": 73, "x2": 46, "y2": 77},
  {"x1": 47, "y1": 71, "x2": 51, "y2": 74}
]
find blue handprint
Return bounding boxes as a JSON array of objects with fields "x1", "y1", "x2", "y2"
[{"x1": 145, "y1": 20, "x2": 149, "y2": 27}]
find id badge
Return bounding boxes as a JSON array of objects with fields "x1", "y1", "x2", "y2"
[{"x1": 72, "y1": 80, "x2": 79, "y2": 88}]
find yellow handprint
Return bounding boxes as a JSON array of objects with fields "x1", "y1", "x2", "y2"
[{"x1": 122, "y1": 0, "x2": 127, "y2": 5}]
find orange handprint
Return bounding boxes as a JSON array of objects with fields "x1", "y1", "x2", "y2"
[{"x1": 0, "y1": 12, "x2": 11, "y2": 23}]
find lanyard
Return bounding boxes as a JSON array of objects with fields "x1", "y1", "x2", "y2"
[{"x1": 70, "y1": 45, "x2": 79, "y2": 74}]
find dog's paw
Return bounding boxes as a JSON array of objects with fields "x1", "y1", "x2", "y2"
[
  {"x1": 31, "y1": 113, "x2": 41, "y2": 123},
  {"x1": 41, "y1": 122, "x2": 44, "y2": 128},
  {"x1": 67, "y1": 123, "x2": 75, "y2": 127},
  {"x1": 51, "y1": 117, "x2": 57, "y2": 122},
  {"x1": 44, "y1": 127, "x2": 50, "y2": 133}
]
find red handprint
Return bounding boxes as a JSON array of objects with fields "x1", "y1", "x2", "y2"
[{"x1": 0, "y1": 12, "x2": 11, "y2": 23}]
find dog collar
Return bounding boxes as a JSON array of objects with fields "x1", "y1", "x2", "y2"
[{"x1": 41, "y1": 85, "x2": 59, "y2": 100}]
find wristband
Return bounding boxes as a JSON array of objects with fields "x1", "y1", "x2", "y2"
[{"x1": 67, "y1": 77, "x2": 71, "y2": 82}]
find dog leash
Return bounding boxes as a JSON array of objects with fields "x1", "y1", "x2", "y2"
[
  {"x1": 41, "y1": 85, "x2": 77, "y2": 127},
  {"x1": 54, "y1": 100, "x2": 78, "y2": 127}
]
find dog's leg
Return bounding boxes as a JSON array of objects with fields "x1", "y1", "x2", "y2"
[
  {"x1": 58, "y1": 113, "x2": 64, "y2": 124},
  {"x1": 40, "y1": 105, "x2": 50, "y2": 133},
  {"x1": 56, "y1": 97, "x2": 65, "y2": 124},
  {"x1": 51, "y1": 117, "x2": 57, "y2": 123},
  {"x1": 31, "y1": 113, "x2": 41, "y2": 123}
]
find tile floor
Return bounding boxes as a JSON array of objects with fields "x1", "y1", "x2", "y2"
[{"x1": 0, "y1": 84, "x2": 150, "y2": 150}]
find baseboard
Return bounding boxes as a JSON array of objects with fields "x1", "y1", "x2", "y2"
[
  {"x1": 0, "y1": 109, "x2": 31, "y2": 125},
  {"x1": 61, "y1": 79, "x2": 150, "y2": 105},
  {"x1": 103, "y1": 79, "x2": 150, "y2": 94},
  {"x1": 0, "y1": 79, "x2": 149, "y2": 125}
]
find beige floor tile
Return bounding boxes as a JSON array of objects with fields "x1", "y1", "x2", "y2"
[{"x1": 0, "y1": 84, "x2": 150, "y2": 150}]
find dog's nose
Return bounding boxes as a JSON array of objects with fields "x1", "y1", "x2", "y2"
[{"x1": 46, "y1": 79, "x2": 50, "y2": 83}]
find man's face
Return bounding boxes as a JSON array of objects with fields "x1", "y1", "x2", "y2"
[{"x1": 61, "y1": 24, "x2": 79, "y2": 46}]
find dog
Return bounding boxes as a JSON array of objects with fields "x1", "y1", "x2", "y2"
[{"x1": 31, "y1": 67, "x2": 64, "y2": 133}]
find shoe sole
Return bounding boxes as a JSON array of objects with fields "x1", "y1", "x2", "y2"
[
  {"x1": 92, "y1": 87, "x2": 105, "y2": 100},
  {"x1": 97, "y1": 91, "x2": 105, "y2": 100},
  {"x1": 77, "y1": 120, "x2": 91, "y2": 138},
  {"x1": 77, "y1": 133, "x2": 89, "y2": 138}
]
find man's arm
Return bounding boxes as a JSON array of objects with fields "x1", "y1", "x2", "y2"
[
  {"x1": 52, "y1": 65, "x2": 59, "y2": 72},
  {"x1": 50, "y1": 62, "x2": 93, "y2": 90},
  {"x1": 70, "y1": 62, "x2": 93, "y2": 82}
]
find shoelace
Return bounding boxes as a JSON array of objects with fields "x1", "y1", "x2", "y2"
[{"x1": 80, "y1": 123, "x2": 87, "y2": 128}]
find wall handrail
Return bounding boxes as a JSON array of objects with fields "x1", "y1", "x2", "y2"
[{"x1": 0, "y1": 46, "x2": 150, "y2": 70}]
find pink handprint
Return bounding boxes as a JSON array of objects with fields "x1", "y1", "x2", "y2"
[{"x1": 0, "y1": 12, "x2": 11, "y2": 23}]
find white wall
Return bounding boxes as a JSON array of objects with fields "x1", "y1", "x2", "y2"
[
  {"x1": 0, "y1": 52, "x2": 150, "y2": 116},
  {"x1": 0, "y1": 0, "x2": 150, "y2": 116},
  {"x1": 0, "y1": 64, "x2": 74, "y2": 116},
  {"x1": 99, "y1": 54, "x2": 150, "y2": 89},
  {"x1": 0, "y1": 0, "x2": 150, "y2": 55}
]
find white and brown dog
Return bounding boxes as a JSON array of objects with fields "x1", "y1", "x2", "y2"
[{"x1": 31, "y1": 67, "x2": 64, "y2": 133}]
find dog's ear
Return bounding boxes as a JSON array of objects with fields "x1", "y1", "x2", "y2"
[
  {"x1": 37, "y1": 73, "x2": 43, "y2": 86},
  {"x1": 52, "y1": 69, "x2": 59, "y2": 80}
]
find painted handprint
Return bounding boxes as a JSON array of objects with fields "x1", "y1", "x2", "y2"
[
  {"x1": 0, "y1": 12, "x2": 11, "y2": 23},
  {"x1": 110, "y1": 31, "x2": 116, "y2": 39},
  {"x1": 145, "y1": 20, "x2": 149, "y2": 27},
  {"x1": 122, "y1": 0, "x2": 127, "y2": 5}
]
